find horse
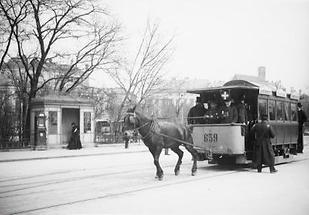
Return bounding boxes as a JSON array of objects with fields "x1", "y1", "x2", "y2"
[{"x1": 123, "y1": 106, "x2": 199, "y2": 180}]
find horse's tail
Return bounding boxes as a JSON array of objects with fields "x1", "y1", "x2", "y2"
[{"x1": 183, "y1": 125, "x2": 193, "y2": 143}]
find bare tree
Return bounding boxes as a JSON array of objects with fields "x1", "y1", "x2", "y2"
[
  {"x1": 0, "y1": 0, "x2": 121, "y2": 138},
  {"x1": 0, "y1": 0, "x2": 29, "y2": 69},
  {"x1": 108, "y1": 22, "x2": 174, "y2": 121}
]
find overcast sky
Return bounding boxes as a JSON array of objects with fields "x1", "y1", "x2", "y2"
[{"x1": 92, "y1": 0, "x2": 309, "y2": 92}]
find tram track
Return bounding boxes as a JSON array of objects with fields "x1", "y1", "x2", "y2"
[
  {"x1": 0, "y1": 162, "x2": 194, "y2": 197},
  {"x1": 2, "y1": 155, "x2": 309, "y2": 215},
  {"x1": 1, "y1": 155, "x2": 308, "y2": 196},
  {"x1": 9, "y1": 169, "x2": 239, "y2": 215}
]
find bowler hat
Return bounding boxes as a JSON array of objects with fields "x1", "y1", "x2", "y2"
[
  {"x1": 196, "y1": 97, "x2": 201, "y2": 103},
  {"x1": 297, "y1": 102, "x2": 302, "y2": 108}
]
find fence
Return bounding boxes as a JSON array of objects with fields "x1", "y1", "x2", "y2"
[{"x1": 0, "y1": 137, "x2": 31, "y2": 150}]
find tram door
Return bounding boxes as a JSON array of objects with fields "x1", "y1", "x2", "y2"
[{"x1": 61, "y1": 108, "x2": 80, "y2": 145}]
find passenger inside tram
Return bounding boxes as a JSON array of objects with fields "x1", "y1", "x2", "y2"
[
  {"x1": 204, "y1": 101, "x2": 220, "y2": 124},
  {"x1": 237, "y1": 95, "x2": 248, "y2": 124}
]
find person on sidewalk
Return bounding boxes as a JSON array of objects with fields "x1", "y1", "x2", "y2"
[
  {"x1": 250, "y1": 114, "x2": 277, "y2": 173},
  {"x1": 297, "y1": 102, "x2": 308, "y2": 153},
  {"x1": 67, "y1": 122, "x2": 82, "y2": 150},
  {"x1": 123, "y1": 131, "x2": 130, "y2": 149}
]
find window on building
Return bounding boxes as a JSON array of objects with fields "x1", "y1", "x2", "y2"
[
  {"x1": 268, "y1": 100, "x2": 276, "y2": 120},
  {"x1": 284, "y1": 102, "x2": 290, "y2": 121},
  {"x1": 84, "y1": 112, "x2": 91, "y2": 133},
  {"x1": 291, "y1": 103, "x2": 297, "y2": 121},
  {"x1": 258, "y1": 99, "x2": 267, "y2": 120},
  {"x1": 276, "y1": 101, "x2": 284, "y2": 121},
  {"x1": 48, "y1": 111, "x2": 57, "y2": 134}
]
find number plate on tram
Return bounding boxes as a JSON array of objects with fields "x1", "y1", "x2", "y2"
[{"x1": 203, "y1": 133, "x2": 218, "y2": 143}]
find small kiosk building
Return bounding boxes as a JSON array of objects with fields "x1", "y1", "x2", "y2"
[{"x1": 30, "y1": 95, "x2": 95, "y2": 149}]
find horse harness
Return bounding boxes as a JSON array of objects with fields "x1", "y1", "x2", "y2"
[{"x1": 125, "y1": 112, "x2": 202, "y2": 149}]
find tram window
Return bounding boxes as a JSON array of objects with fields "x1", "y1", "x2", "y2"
[
  {"x1": 258, "y1": 99, "x2": 267, "y2": 120},
  {"x1": 291, "y1": 103, "x2": 297, "y2": 121},
  {"x1": 268, "y1": 100, "x2": 276, "y2": 120},
  {"x1": 284, "y1": 102, "x2": 290, "y2": 121},
  {"x1": 276, "y1": 101, "x2": 284, "y2": 121}
]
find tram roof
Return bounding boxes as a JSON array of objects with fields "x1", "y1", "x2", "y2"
[
  {"x1": 187, "y1": 80, "x2": 259, "y2": 94},
  {"x1": 187, "y1": 79, "x2": 299, "y2": 100}
]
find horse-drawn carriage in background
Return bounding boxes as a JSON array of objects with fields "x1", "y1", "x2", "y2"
[
  {"x1": 95, "y1": 120, "x2": 124, "y2": 144},
  {"x1": 95, "y1": 119, "x2": 139, "y2": 144}
]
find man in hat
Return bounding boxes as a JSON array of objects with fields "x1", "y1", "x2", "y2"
[
  {"x1": 237, "y1": 96, "x2": 248, "y2": 124},
  {"x1": 250, "y1": 114, "x2": 277, "y2": 173},
  {"x1": 187, "y1": 97, "x2": 207, "y2": 124},
  {"x1": 221, "y1": 98, "x2": 238, "y2": 123},
  {"x1": 297, "y1": 102, "x2": 307, "y2": 153}
]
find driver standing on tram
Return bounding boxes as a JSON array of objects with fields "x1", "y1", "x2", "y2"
[
  {"x1": 221, "y1": 98, "x2": 238, "y2": 123},
  {"x1": 187, "y1": 97, "x2": 207, "y2": 124}
]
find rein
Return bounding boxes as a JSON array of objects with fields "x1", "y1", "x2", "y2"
[
  {"x1": 127, "y1": 112, "x2": 204, "y2": 150},
  {"x1": 126, "y1": 112, "x2": 154, "y2": 140}
]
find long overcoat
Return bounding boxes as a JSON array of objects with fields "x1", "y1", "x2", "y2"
[
  {"x1": 221, "y1": 105, "x2": 238, "y2": 123},
  {"x1": 68, "y1": 125, "x2": 82, "y2": 149},
  {"x1": 250, "y1": 121, "x2": 275, "y2": 166}
]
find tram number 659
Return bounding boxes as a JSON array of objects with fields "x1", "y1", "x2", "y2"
[{"x1": 204, "y1": 133, "x2": 218, "y2": 143}]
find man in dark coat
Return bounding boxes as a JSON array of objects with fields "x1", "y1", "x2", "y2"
[
  {"x1": 221, "y1": 98, "x2": 238, "y2": 123},
  {"x1": 297, "y1": 102, "x2": 308, "y2": 153},
  {"x1": 187, "y1": 97, "x2": 207, "y2": 124},
  {"x1": 237, "y1": 96, "x2": 248, "y2": 124},
  {"x1": 67, "y1": 122, "x2": 82, "y2": 150},
  {"x1": 250, "y1": 114, "x2": 277, "y2": 173}
]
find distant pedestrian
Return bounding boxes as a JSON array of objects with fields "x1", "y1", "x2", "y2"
[
  {"x1": 250, "y1": 114, "x2": 277, "y2": 173},
  {"x1": 297, "y1": 102, "x2": 307, "y2": 153},
  {"x1": 123, "y1": 131, "x2": 130, "y2": 149},
  {"x1": 67, "y1": 122, "x2": 82, "y2": 150}
]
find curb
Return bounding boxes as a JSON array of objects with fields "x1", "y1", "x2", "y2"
[{"x1": 0, "y1": 146, "x2": 148, "y2": 163}]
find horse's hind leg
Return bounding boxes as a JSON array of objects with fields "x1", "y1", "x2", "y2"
[
  {"x1": 184, "y1": 145, "x2": 199, "y2": 176},
  {"x1": 171, "y1": 146, "x2": 183, "y2": 176}
]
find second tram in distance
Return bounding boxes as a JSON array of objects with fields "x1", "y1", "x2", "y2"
[{"x1": 187, "y1": 79, "x2": 300, "y2": 164}]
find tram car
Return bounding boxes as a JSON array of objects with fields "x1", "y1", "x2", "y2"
[{"x1": 187, "y1": 79, "x2": 300, "y2": 164}]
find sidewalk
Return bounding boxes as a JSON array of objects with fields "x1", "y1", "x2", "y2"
[{"x1": 0, "y1": 143, "x2": 147, "y2": 162}]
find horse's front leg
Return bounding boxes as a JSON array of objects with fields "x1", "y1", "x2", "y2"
[
  {"x1": 148, "y1": 146, "x2": 163, "y2": 180},
  {"x1": 171, "y1": 146, "x2": 184, "y2": 176},
  {"x1": 153, "y1": 146, "x2": 163, "y2": 180}
]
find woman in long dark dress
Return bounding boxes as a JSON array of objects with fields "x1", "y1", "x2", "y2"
[{"x1": 67, "y1": 122, "x2": 82, "y2": 149}]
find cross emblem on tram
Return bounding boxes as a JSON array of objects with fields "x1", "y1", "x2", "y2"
[{"x1": 221, "y1": 91, "x2": 229, "y2": 100}]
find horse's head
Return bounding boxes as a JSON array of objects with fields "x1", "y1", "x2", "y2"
[{"x1": 123, "y1": 106, "x2": 139, "y2": 131}]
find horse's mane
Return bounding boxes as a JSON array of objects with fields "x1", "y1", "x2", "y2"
[{"x1": 127, "y1": 106, "x2": 152, "y2": 122}]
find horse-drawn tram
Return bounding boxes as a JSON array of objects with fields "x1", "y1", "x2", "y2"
[{"x1": 187, "y1": 79, "x2": 300, "y2": 165}]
